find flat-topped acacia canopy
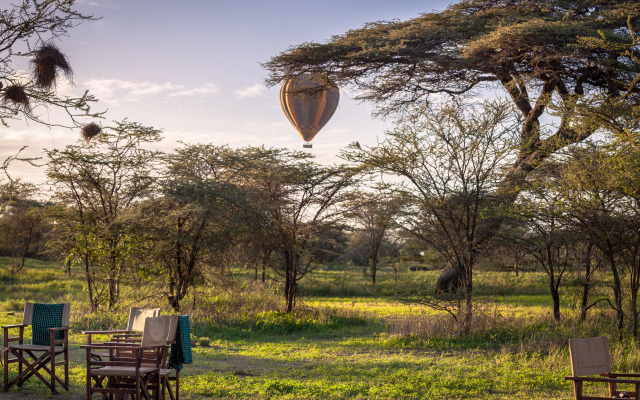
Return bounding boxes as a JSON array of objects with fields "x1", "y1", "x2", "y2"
[
  {"x1": 265, "y1": 0, "x2": 640, "y2": 290},
  {"x1": 266, "y1": 0, "x2": 640, "y2": 191},
  {"x1": 265, "y1": 0, "x2": 639, "y2": 145}
]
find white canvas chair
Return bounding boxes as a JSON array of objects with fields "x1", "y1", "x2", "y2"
[
  {"x1": 83, "y1": 315, "x2": 171, "y2": 400},
  {"x1": 83, "y1": 307, "x2": 160, "y2": 345},
  {"x1": 2, "y1": 302, "x2": 70, "y2": 393},
  {"x1": 566, "y1": 336, "x2": 640, "y2": 399},
  {"x1": 158, "y1": 315, "x2": 180, "y2": 400}
]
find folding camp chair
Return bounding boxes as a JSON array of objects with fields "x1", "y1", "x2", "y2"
[
  {"x1": 2, "y1": 302, "x2": 70, "y2": 394},
  {"x1": 83, "y1": 315, "x2": 170, "y2": 400},
  {"x1": 566, "y1": 336, "x2": 640, "y2": 399},
  {"x1": 83, "y1": 306, "x2": 160, "y2": 345}
]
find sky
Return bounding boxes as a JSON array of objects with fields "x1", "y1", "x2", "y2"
[{"x1": 1, "y1": 0, "x2": 454, "y2": 185}]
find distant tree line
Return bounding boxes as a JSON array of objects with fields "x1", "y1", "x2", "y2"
[{"x1": 4, "y1": 0, "x2": 640, "y2": 341}]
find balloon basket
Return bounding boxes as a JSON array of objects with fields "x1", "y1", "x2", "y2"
[{"x1": 303, "y1": 143, "x2": 312, "y2": 149}]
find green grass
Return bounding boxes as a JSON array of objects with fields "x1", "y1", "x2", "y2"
[{"x1": 0, "y1": 256, "x2": 631, "y2": 399}]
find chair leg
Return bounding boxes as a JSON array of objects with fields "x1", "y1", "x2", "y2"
[
  {"x1": 17, "y1": 348, "x2": 23, "y2": 387},
  {"x1": 9, "y1": 349, "x2": 54, "y2": 391},
  {"x1": 3, "y1": 347, "x2": 7, "y2": 391},
  {"x1": 50, "y1": 346, "x2": 56, "y2": 393},
  {"x1": 573, "y1": 380, "x2": 583, "y2": 400}
]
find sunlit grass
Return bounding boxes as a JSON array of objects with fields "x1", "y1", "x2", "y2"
[{"x1": 0, "y1": 257, "x2": 628, "y2": 399}]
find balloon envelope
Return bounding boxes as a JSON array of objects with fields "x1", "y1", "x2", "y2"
[{"x1": 279, "y1": 74, "x2": 339, "y2": 145}]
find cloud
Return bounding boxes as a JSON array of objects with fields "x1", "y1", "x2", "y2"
[
  {"x1": 83, "y1": 79, "x2": 217, "y2": 102},
  {"x1": 76, "y1": 0, "x2": 122, "y2": 8},
  {"x1": 234, "y1": 84, "x2": 266, "y2": 99},
  {"x1": 169, "y1": 84, "x2": 218, "y2": 97}
]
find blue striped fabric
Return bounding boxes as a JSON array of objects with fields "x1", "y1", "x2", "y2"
[
  {"x1": 168, "y1": 315, "x2": 192, "y2": 371},
  {"x1": 31, "y1": 303, "x2": 64, "y2": 346}
]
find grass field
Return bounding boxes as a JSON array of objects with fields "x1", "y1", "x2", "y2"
[{"x1": 0, "y1": 257, "x2": 636, "y2": 399}]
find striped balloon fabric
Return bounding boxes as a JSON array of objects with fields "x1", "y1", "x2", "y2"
[{"x1": 279, "y1": 74, "x2": 339, "y2": 148}]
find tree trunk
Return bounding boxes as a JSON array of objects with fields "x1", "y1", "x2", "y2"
[
  {"x1": 632, "y1": 288, "x2": 638, "y2": 338},
  {"x1": 284, "y1": 250, "x2": 294, "y2": 313},
  {"x1": 607, "y1": 254, "x2": 624, "y2": 333},
  {"x1": 579, "y1": 243, "x2": 593, "y2": 322},
  {"x1": 168, "y1": 295, "x2": 180, "y2": 312},
  {"x1": 108, "y1": 277, "x2": 119, "y2": 309},
  {"x1": 462, "y1": 289, "x2": 473, "y2": 334},
  {"x1": 371, "y1": 256, "x2": 377, "y2": 285},
  {"x1": 546, "y1": 244, "x2": 561, "y2": 322},
  {"x1": 550, "y1": 283, "x2": 561, "y2": 322},
  {"x1": 84, "y1": 254, "x2": 97, "y2": 312},
  {"x1": 19, "y1": 223, "x2": 34, "y2": 272},
  {"x1": 630, "y1": 256, "x2": 640, "y2": 338}
]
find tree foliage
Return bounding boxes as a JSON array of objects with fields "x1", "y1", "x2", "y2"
[
  {"x1": 343, "y1": 100, "x2": 518, "y2": 331},
  {"x1": 266, "y1": 0, "x2": 640, "y2": 290},
  {"x1": 46, "y1": 121, "x2": 162, "y2": 310}
]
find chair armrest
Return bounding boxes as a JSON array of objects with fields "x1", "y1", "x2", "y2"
[
  {"x1": 609, "y1": 373, "x2": 640, "y2": 378},
  {"x1": 81, "y1": 343, "x2": 142, "y2": 350},
  {"x1": 2, "y1": 324, "x2": 27, "y2": 329},
  {"x1": 566, "y1": 376, "x2": 640, "y2": 384},
  {"x1": 103, "y1": 341, "x2": 140, "y2": 347},
  {"x1": 2, "y1": 324, "x2": 26, "y2": 346},
  {"x1": 82, "y1": 330, "x2": 133, "y2": 335},
  {"x1": 83, "y1": 329, "x2": 133, "y2": 345},
  {"x1": 111, "y1": 334, "x2": 142, "y2": 340}
]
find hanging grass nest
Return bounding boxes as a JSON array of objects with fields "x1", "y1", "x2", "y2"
[
  {"x1": 81, "y1": 122, "x2": 102, "y2": 144},
  {"x1": 32, "y1": 44, "x2": 73, "y2": 90},
  {"x1": 2, "y1": 85, "x2": 30, "y2": 112}
]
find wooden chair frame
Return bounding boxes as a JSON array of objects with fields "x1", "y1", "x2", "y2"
[
  {"x1": 3, "y1": 319, "x2": 69, "y2": 393},
  {"x1": 83, "y1": 342, "x2": 166, "y2": 400},
  {"x1": 566, "y1": 336, "x2": 640, "y2": 399},
  {"x1": 84, "y1": 315, "x2": 172, "y2": 400}
]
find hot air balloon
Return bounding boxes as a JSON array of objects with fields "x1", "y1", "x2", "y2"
[{"x1": 279, "y1": 74, "x2": 339, "y2": 148}]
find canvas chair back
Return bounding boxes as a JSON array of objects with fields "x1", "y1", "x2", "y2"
[
  {"x1": 126, "y1": 307, "x2": 160, "y2": 332},
  {"x1": 141, "y1": 316, "x2": 172, "y2": 348},
  {"x1": 22, "y1": 302, "x2": 70, "y2": 327},
  {"x1": 569, "y1": 336, "x2": 612, "y2": 377},
  {"x1": 166, "y1": 315, "x2": 179, "y2": 343}
]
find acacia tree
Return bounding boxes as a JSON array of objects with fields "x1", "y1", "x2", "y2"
[
  {"x1": 343, "y1": 101, "x2": 518, "y2": 332},
  {"x1": 0, "y1": 0, "x2": 101, "y2": 127},
  {"x1": 46, "y1": 121, "x2": 161, "y2": 310},
  {"x1": 591, "y1": 132, "x2": 640, "y2": 336},
  {"x1": 0, "y1": 198, "x2": 46, "y2": 273},
  {"x1": 266, "y1": 0, "x2": 640, "y2": 287},
  {"x1": 241, "y1": 148, "x2": 356, "y2": 313},
  {"x1": 344, "y1": 188, "x2": 404, "y2": 284},
  {"x1": 0, "y1": 148, "x2": 39, "y2": 217},
  {"x1": 506, "y1": 165, "x2": 574, "y2": 321},
  {"x1": 137, "y1": 144, "x2": 262, "y2": 312},
  {"x1": 559, "y1": 144, "x2": 628, "y2": 332},
  {"x1": 0, "y1": 148, "x2": 43, "y2": 273}
]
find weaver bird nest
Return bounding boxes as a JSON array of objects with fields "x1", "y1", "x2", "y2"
[
  {"x1": 2, "y1": 85, "x2": 30, "y2": 112},
  {"x1": 32, "y1": 44, "x2": 73, "y2": 90},
  {"x1": 81, "y1": 122, "x2": 102, "y2": 144}
]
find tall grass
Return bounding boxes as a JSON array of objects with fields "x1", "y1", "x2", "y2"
[{"x1": 2, "y1": 257, "x2": 637, "y2": 399}]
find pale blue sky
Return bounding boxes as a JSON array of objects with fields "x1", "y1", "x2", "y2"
[{"x1": 1, "y1": 0, "x2": 454, "y2": 183}]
